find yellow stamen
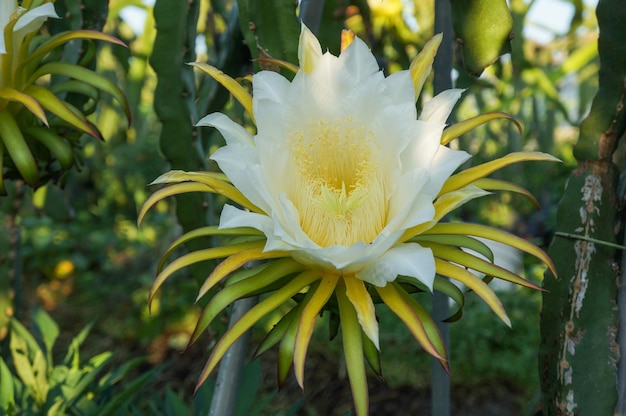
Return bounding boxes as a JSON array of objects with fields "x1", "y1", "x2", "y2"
[{"x1": 290, "y1": 118, "x2": 387, "y2": 246}]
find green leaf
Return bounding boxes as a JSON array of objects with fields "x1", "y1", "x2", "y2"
[
  {"x1": 28, "y1": 62, "x2": 131, "y2": 124},
  {"x1": 32, "y1": 307, "x2": 59, "y2": 362},
  {"x1": 63, "y1": 322, "x2": 94, "y2": 368},
  {"x1": 164, "y1": 388, "x2": 191, "y2": 416},
  {"x1": 23, "y1": 85, "x2": 100, "y2": 138},
  {"x1": 0, "y1": 358, "x2": 15, "y2": 410},
  {"x1": 63, "y1": 352, "x2": 113, "y2": 409},
  {"x1": 10, "y1": 333, "x2": 38, "y2": 400},
  {"x1": 0, "y1": 87, "x2": 47, "y2": 125},
  {"x1": 98, "y1": 367, "x2": 159, "y2": 416}
]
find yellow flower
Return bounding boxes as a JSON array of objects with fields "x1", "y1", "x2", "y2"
[{"x1": 140, "y1": 26, "x2": 558, "y2": 415}]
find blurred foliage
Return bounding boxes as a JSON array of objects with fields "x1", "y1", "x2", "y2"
[
  {"x1": 0, "y1": 308, "x2": 156, "y2": 415},
  {"x1": 0, "y1": 0, "x2": 605, "y2": 413}
]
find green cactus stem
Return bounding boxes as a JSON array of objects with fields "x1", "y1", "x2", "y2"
[{"x1": 538, "y1": 0, "x2": 626, "y2": 414}]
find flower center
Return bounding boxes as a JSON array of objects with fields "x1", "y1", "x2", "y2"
[{"x1": 290, "y1": 118, "x2": 387, "y2": 247}]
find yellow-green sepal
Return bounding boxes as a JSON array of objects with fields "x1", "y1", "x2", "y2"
[
  {"x1": 337, "y1": 281, "x2": 369, "y2": 416},
  {"x1": 253, "y1": 303, "x2": 301, "y2": 359},
  {"x1": 409, "y1": 34, "x2": 442, "y2": 100},
  {"x1": 441, "y1": 112, "x2": 521, "y2": 145},
  {"x1": 156, "y1": 225, "x2": 264, "y2": 272},
  {"x1": 0, "y1": 143, "x2": 6, "y2": 195},
  {"x1": 434, "y1": 258, "x2": 511, "y2": 327},
  {"x1": 189, "y1": 62, "x2": 255, "y2": 123},
  {"x1": 149, "y1": 241, "x2": 265, "y2": 309},
  {"x1": 194, "y1": 270, "x2": 320, "y2": 391},
  {"x1": 293, "y1": 275, "x2": 338, "y2": 388},
  {"x1": 426, "y1": 242, "x2": 542, "y2": 290},
  {"x1": 196, "y1": 245, "x2": 286, "y2": 301},
  {"x1": 433, "y1": 276, "x2": 466, "y2": 323},
  {"x1": 187, "y1": 259, "x2": 304, "y2": 346},
  {"x1": 439, "y1": 152, "x2": 561, "y2": 196},
  {"x1": 254, "y1": 57, "x2": 299, "y2": 74},
  {"x1": 472, "y1": 178, "x2": 540, "y2": 209},
  {"x1": 278, "y1": 286, "x2": 317, "y2": 388},
  {"x1": 412, "y1": 234, "x2": 495, "y2": 263},
  {"x1": 21, "y1": 30, "x2": 127, "y2": 70},
  {"x1": 376, "y1": 283, "x2": 448, "y2": 368},
  {"x1": 361, "y1": 327, "x2": 382, "y2": 380},
  {"x1": 423, "y1": 222, "x2": 556, "y2": 276},
  {"x1": 149, "y1": 170, "x2": 262, "y2": 213}
]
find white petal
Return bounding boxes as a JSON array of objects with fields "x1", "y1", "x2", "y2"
[
  {"x1": 419, "y1": 89, "x2": 464, "y2": 124},
  {"x1": 0, "y1": 0, "x2": 16, "y2": 54},
  {"x1": 298, "y1": 24, "x2": 323, "y2": 73},
  {"x1": 218, "y1": 204, "x2": 273, "y2": 235},
  {"x1": 197, "y1": 112, "x2": 254, "y2": 146},
  {"x1": 340, "y1": 35, "x2": 380, "y2": 83},
  {"x1": 356, "y1": 243, "x2": 435, "y2": 289},
  {"x1": 385, "y1": 168, "x2": 431, "y2": 228},
  {"x1": 253, "y1": 70, "x2": 290, "y2": 105},
  {"x1": 402, "y1": 120, "x2": 446, "y2": 171},
  {"x1": 423, "y1": 146, "x2": 472, "y2": 197},
  {"x1": 385, "y1": 70, "x2": 416, "y2": 106},
  {"x1": 13, "y1": 3, "x2": 58, "y2": 32}
]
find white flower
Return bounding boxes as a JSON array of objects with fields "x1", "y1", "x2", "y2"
[
  {"x1": 141, "y1": 26, "x2": 558, "y2": 415},
  {"x1": 198, "y1": 26, "x2": 471, "y2": 289}
]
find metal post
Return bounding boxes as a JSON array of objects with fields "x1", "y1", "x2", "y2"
[
  {"x1": 432, "y1": 1, "x2": 454, "y2": 415},
  {"x1": 208, "y1": 296, "x2": 258, "y2": 416}
]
